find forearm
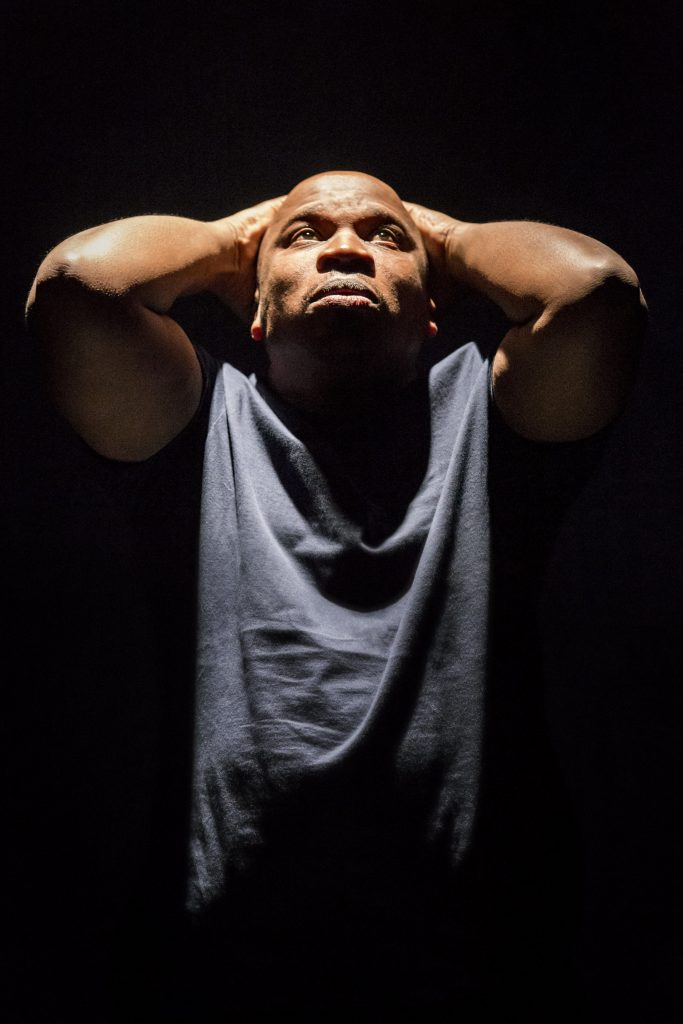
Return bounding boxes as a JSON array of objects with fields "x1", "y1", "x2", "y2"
[
  {"x1": 28, "y1": 214, "x2": 237, "y2": 315},
  {"x1": 445, "y1": 218, "x2": 642, "y2": 323}
]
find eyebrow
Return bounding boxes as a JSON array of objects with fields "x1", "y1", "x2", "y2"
[{"x1": 276, "y1": 203, "x2": 413, "y2": 237}]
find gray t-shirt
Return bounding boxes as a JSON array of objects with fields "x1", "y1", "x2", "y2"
[{"x1": 186, "y1": 342, "x2": 493, "y2": 1007}]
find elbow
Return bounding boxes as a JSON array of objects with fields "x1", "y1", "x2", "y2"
[
  {"x1": 27, "y1": 244, "x2": 125, "y2": 325},
  {"x1": 593, "y1": 267, "x2": 649, "y2": 341},
  {"x1": 26, "y1": 257, "x2": 70, "y2": 322},
  {"x1": 550, "y1": 255, "x2": 647, "y2": 328},
  {"x1": 591, "y1": 258, "x2": 647, "y2": 311},
  {"x1": 572, "y1": 264, "x2": 649, "y2": 360},
  {"x1": 26, "y1": 258, "x2": 85, "y2": 324},
  {"x1": 26, "y1": 256, "x2": 124, "y2": 346},
  {"x1": 591, "y1": 270, "x2": 649, "y2": 418},
  {"x1": 547, "y1": 264, "x2": 649, "y2": 355}
]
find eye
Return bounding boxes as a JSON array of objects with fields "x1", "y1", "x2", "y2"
[
  {"x1": 290, "y1": 226, "x2": 319, "y2": 243},
  {"x1": 372, "y1": 226, "x2": 400, "y2": 245}
]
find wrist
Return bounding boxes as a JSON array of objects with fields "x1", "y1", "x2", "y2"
[
  {"x1": 443, "y1": 220, "x2": 477, "y2": 279},
  {"x1": 209, "y1": 218, "x2": 240, "y2": 270}
]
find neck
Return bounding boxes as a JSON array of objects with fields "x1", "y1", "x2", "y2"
[
  {"x1": 265, "y1": 330, "x2": 422, "y2": 420},
  {"x1": 266, "y1": 358, "x2": 419, "y2": 421}
]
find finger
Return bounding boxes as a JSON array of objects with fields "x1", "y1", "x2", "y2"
[
  {"x1": 253, "y1": 195, "x2": 287, "y2": 216},
  {"x1": 401, "y1": 202, "x2": 437, "y2": 238},
  {"x1": 225, "y1": 196, "x2": 286, "y2": 228}
]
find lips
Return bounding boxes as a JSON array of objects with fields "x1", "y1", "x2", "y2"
[{"x1": 310, "y1": 279, "x2": 378, "y2": 304}]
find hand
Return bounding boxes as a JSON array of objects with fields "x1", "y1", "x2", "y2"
[
  {"x1": 403, "y1": 201, "x2": 467, "y2": 312},
  {"x1": 211, "y1": 196, "x2": 286, "y2": 322}
]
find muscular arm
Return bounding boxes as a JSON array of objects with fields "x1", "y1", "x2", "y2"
[
  {"x1": 406, "y1": 204, "x2": 648, "y2": 442},
  {"x1": 26, "y1": 199, "x2": 283, "y2": 461}
]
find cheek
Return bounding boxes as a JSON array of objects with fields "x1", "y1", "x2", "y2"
[
  {"x1": 390, "y1": 275, "x2": 429, "y2": 314},
  {"x1": 259, "y1": 270, "x2": 307, "y2": 329},
  {"x1": 379, "y1": 255, "x2": 426, "y2": 299},
  {"x1": 264, "y1": 260, "x2": 309, "y2": 304}
]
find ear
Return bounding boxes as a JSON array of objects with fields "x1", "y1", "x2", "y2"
[{"x1": 250, "y1": 288, "x2": 263, "y2": 342}]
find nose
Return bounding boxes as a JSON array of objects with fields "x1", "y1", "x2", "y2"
[{"x1": 316, "y1": 227, "x2": 375, "y2": 275}]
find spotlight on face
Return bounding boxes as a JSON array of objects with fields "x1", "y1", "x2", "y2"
[{"x1": 251, "y1": 172, "x2": 435, "y2": 397}]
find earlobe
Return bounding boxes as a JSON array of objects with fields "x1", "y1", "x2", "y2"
[
  {"x1": 251, "y1": 290, "x2": 263, "y2": 342},
  {"x1": 427, "y1": 298, "x2": 438, "y2": 338}
]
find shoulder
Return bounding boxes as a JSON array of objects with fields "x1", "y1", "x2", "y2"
[
  {"x1": 429, "y1": 341, "x2": 487, "y2": 419},
  {"x1": 430, "y1": 340, "x2": 484, "y2": 391}
]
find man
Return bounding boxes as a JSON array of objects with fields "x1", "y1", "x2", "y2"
[
  {"x1": 27, "y1": 171, "x2": 645, "y2": 457},
  {"x1": 25, "y1": 171, "x2": 647, "y2": 1017}
]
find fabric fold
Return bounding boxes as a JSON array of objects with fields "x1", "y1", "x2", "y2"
[{"x1": 187, "y1": 342, "x2": 491, "y2": 915}]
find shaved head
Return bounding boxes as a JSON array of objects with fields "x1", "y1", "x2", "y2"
[
  {"x1": 280, "y1": 171, "x2": 405, "y2": 215},
  {"x1": 251, "y1": 169, "x2": 435, "y2": 416}
]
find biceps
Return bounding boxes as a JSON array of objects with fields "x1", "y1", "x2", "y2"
[
  {"x1": 27, "y1": 275, "x2": 202, "y2": 461},
  {"x1": 491, "y1": 276, "x2": 647, "y2": 443}
]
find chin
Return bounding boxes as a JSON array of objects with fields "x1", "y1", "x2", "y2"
[
  {"x1": 307, "y1": 302, "x2": 378, "y2": 327},
  {"x1": 268, "y1": 309, "x2": 421, "y2": 378}
]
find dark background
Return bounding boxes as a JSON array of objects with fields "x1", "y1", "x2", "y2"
[
  {"x1": 3, "y1": 1, "x2": 682, "y2": 466},
  {"x1": 2, "y1": 1, "x2": 682, "y2": 1019}
]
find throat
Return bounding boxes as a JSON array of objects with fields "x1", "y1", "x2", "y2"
[{"x1": 265, "y1": 362, "x2": 418, "y2": 422}]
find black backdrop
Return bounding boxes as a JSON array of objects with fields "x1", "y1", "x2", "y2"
[
  {"x1": 4, "y1": 1, "x2": 683, "y2": 452},
  {"x1": 3, "y1": 1, "x2": 683, "y2": 1020}
]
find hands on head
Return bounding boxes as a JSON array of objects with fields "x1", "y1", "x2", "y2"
[
  {"x1": 26, "y1": 171, "x2": 469, "y2": 459},
  {"x1": 29, "y1": 166, "x2": 643, "y2": 453},
  {"x1": 211, "y1": 196, "x2": 287, "y2": 323},
  {"x1": 401, "y1": 201, "x2": 464, "y2": 312},
  {"x1": 215, "y1": 177, "x2": 464, "y2": 329}
]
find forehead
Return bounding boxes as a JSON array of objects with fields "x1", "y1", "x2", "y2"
[{"x1": 277, "y1": 173, "x2": 406, "y2": 222}]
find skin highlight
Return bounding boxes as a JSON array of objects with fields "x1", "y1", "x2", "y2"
[
  {"x1": 250, "y1": 172, "x2": 438, "y2": 417},
  {"x1": 25, "y1": 167, "x2": 646, "y2": 457}
]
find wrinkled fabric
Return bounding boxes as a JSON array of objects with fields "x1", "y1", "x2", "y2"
[{"x1": 187, "y1": 342, "x2": 492, "y2": 1004}]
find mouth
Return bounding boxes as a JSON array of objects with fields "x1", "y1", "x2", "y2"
[{"x1": 309, "y1": 281, "x2": 378, "y2": 308}]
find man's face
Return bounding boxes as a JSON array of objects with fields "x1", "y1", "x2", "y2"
[{"x1": 252, "y1": 172, "x2": 435, "y2": 384}]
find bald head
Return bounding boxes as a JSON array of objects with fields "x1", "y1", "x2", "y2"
[{"x1": 281, "y1": 171, "x2": 405, "y2": 217}]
